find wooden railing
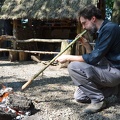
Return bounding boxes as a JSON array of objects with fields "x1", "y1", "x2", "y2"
[{"x1": 0, "y1": 35, "x2": 71, "y2": 61}]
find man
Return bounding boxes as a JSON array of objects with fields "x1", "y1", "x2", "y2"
[{"x1": 56, "y1": 4, "x2": 120, "y2": 114}]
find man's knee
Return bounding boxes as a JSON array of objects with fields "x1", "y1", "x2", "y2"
[
  {"x1": 68, "y1": 62, "x2": 89, "y2": 86},
  {"x1": 68, "y1": 62, "x2": 84, "y2": 74}
]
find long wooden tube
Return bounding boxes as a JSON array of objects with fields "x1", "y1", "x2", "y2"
[{"x1": 21, "y1": 30, "x2": 87, "y2": 90}]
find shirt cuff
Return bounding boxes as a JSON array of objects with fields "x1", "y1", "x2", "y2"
[{"x1": 82, "y1": 54, "x2": 89, "y2": 63}]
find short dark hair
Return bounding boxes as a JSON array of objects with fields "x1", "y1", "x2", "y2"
[{"x1": 78, "y1": 4, "x2": 102, "y2": 20}]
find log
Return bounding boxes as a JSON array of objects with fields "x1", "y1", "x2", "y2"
[{"x1": 31, "y1": 55, "x2": 41, "y2": 63}]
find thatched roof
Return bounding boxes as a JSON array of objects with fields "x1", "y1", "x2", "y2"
[{"x1": 0, "y1": 0, "x2": 98, "y2": 20}]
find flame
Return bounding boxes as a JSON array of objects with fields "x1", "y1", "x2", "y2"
[
  {"x1": 0, "y1": 84, "x2": 11, "y2": 102},
  {"x1": 0, "y1": 92, "x2": 9, "y2": 102}
]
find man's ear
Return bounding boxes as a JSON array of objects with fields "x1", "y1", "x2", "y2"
[{"x1": 91, "y1": 16, "x2": 96, "y2": 22}]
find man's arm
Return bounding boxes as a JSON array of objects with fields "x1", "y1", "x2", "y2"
[
  {"x1": 56, "y1": 35, "x2": 93, "y2": 64},
  {"x1": 56, "y1": 55, "x2": 85, "y2": 64}
]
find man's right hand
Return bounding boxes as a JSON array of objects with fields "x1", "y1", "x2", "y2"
[{"x1": 76, "y1": 35, "x2": 92, "y2": 53}]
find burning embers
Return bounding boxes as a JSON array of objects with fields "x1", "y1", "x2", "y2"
[{"x1": 0, "y1": 84, "x2": 35, "y2": 120}]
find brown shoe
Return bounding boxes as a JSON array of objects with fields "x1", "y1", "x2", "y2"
[{"x1": 84, "y1": 101, "x2": 106, "y2": 114}]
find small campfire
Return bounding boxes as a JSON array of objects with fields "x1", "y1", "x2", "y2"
[{"x1": 0, "y1": 84, "x2": 35, "y2": 120}]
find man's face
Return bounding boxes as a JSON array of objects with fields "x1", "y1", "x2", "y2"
[{"x1": 80, "y1": 16, "x2": 97, "y2": 34}]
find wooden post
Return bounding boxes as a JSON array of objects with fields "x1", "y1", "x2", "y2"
[
  {"x1": 97, "y1": 0, "x2": 105, "y2": 19},
  {"x1": 13, "y1": 20, "x2": 18, "y2": 49},
  {"x1": 19, "y1": 52, "x2": 28, "y2": 61},
  {"x1": 59, "y1": 40, "x2": 71, "y2": 68},
  {"x1": 9, "y1": 20, "x2": 18, "y2": 61},
  {"x1": 9, "y1": 51, "x2": 18, "y2": 62}
]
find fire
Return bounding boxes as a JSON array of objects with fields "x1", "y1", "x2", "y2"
[
  {"x1": 0, "y1": 92, "x2": 9, "y2": 102},
  {"x1": 0, "y1": 84, "x2": 33, "y2": 119},
  {"x1": 0, "y1": 84, "x2": 13, "y2": 102}
]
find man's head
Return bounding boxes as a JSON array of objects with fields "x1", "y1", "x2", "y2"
[{"x1": 78, "y1": 4, "x2": 103, "y2": 34}]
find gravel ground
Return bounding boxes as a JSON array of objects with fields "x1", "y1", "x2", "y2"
[{"x1": 0, "y1": 59, "x2": 120, "y2": 120}]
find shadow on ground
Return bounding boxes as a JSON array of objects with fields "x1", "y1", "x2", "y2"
[{"x1": 1, "y1": 75, "x2": 120, "y2": 120}]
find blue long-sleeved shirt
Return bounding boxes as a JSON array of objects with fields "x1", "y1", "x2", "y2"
[{"x1": 82, "y1": 20, "x2": 120, "y2": 69}]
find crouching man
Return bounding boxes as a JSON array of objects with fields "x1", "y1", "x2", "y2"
[{"x1": 56, "y1": 4, "x2": 120, "y2": 114}]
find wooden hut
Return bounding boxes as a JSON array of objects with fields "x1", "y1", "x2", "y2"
[{"x1": 0, "y1": 0, "x2": 105, "y2": 61}]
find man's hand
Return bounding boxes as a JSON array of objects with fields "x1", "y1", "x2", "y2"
[
  {"x1": 56, "y1": 55, "x2": 69, "y2": 64},
  {"x1": 79, "y1": 36, "x2": 88, "y2": 44},
  {"x1": 76, "y1": 35, "x2": 88, "y2": 46},
  {"x1": 76, "y1": 35, "x2": 92, "y2": 53}
]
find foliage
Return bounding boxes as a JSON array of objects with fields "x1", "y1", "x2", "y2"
[{"x1": 105, "y1": 0, "x2": 114, "y2": 20}]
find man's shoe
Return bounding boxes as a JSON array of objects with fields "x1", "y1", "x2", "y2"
[
  {"x1": 84, "y1": 101, "x2": 106, "y2": 114},
  {"x1": 76, "y1": 97, "x2": 91, "y2": 103}
]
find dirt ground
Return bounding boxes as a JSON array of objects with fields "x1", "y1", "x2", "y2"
[{"x1": 0, "y1": 58, "x2": 120, "y2": 120}]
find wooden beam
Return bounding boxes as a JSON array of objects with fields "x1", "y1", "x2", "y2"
[
  {"x1": 15, "y1": 39, "x2": 68, "y2": 43},
  {"x1": 0, "y1": 48, "x2": 59, "y2": 54},
  {"x1": 0, "y1": 36, "x2": 68, "y2": 43},
  {"x1": 0, "y1": 35, "x2": 15, "y2": 41}
]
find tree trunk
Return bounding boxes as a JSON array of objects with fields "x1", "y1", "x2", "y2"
[{"x1": 112, "y1": 0, "x2": 120, "y2": 24}]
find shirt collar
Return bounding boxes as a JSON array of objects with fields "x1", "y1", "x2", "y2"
[{"x1": 97, "y1": 19, "x2": 109, "y2": 34}]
